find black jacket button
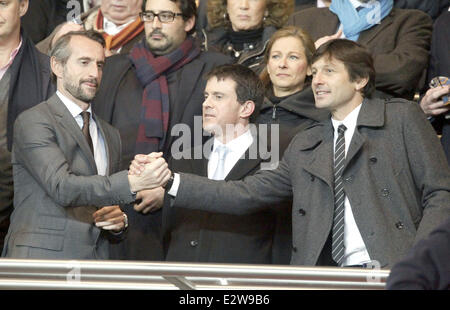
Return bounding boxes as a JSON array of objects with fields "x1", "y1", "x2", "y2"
[
  {"x1": 190, "y1": 240, "x2": 198, "y2": 247},
  {"x1": 395, "y1": 222, "x2": 404, "y2": 230},
  {"x1": 370, "y1": 157, "x2": 377, "y2": 163},
  {"x1": 381, "y1": 188, "x2": 390, "y2": 197},
  {"x1": 298, "y1": 209, "x2": 306, "y2": 216}
]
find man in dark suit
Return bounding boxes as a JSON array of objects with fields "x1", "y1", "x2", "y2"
[
  {"x1": 161, "y1": 64, "x2": 292, "y2": 264},
  {"x1": 0, "y1": 0, "x2": 55, "y2": 253},
  {"x1": 1, "y1": 30, "x2": 170, "y2": 259},
  {"x1": 149, "y1": 39, "x2": 450, "y2": 268},
  {"x1": 91, "y1": 0, "x2": 230, "y2": 260},
  {"x1": 287, "y1": 0, "x2": 432, "y2": 100}
]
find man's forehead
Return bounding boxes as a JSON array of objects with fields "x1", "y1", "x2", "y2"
[
  {"x1": 312, "y1": 55, "x2": 343, "y2": 68},
  {"x1": 67, "y1": 37, "x2": 105, "y2": 59},
  {"x1": 146, "y1": 0, "x2": 179, "y2": 11},
  {"x1": 206, "y1": 76, "x2": 236, "y2": 89}
]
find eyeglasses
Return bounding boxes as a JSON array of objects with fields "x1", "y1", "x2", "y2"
[{"x1": 139, "y1": 11, "x2": 184, "y2": 23}]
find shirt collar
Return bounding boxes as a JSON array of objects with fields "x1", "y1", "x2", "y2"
[
  {"x1": 331, "y1": 102, "x2": 363, "y2": 133},
  {"x1": 103, "y1": 15, "x2": 137, "y2": 36},
  {"x1": 212, "y1": 129, "x2": 253, "y2": 154},
  {"x1": 56, "y1": 90, "x2": 92, "y2": 118},
  {"x1": 0, "y1": 37, "x2": 22, "y2": 71}
]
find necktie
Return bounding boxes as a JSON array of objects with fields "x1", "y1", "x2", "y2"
[
  {"x1": 332, "y1": 124, "x2": 347, "y2": 266},
  {"x1": 211, "y1": 145, "x2": 229, "y2": 180},
  {"x1": 81, "y1": 111, "x2": 94, "y2": 155}
]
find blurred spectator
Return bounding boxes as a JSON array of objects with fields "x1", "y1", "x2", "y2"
[
  {"x1": 0, "y1": 0, "x2": 55, "y2": 252},
  {"x1": 36, "y1": 0, "x2": 144, "y2": 56},
  {"x1": 394, "y1": 0, "x2": 450, "y2": 21},
  {"x1": 419, "y1": 11, "x2": 450, "y2": 165},
  {"x1": 295, "y1": 0, "x2": 450, "y2": 21},
  {"x1": 386, "y1": 216, "x2": 450, "y2": 290},
  {"x1": 287, "y1": 0, "x2": 432, "y2": 100},
  {"x1": 198, "y1": 0, "x2": 294, "y2": 74},
  {"x1": 21, "y1": 0, "x2": 86, "y2": 44}
]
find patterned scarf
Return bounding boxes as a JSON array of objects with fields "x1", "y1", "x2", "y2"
[
  {"x1": 95, "y1": 9, "x2": 144, "y2": 52},
  {"x1": 129, "y1": 37, "x2": 201, "y2": 154}
]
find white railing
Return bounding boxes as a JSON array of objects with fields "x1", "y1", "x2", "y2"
[{"x1": 0, "y1": 259, "x2": 389, "y2": 290}]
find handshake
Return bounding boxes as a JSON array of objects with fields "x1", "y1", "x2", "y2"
[{"x1": 127, "y1": 152, "x2": 172, "y2": 214}]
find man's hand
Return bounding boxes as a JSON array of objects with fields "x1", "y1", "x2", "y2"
[
  {"x1": 128, "y1": 152, "x2": 163, "y2": 175},
  {"x1": 134, "y1": 187, "x2": 165, "y2": 214},
  {"x1": 420, "y1": 86, "x2": 450, "y2": 117},
  {"x1": 128, "y1": 156, "x2": 171, "y2": 192},
  {"x1": 93, "y1": 205, "x2": 127, "y2": 232},
  {"x1": 315, "y1": 29, "x2": 343, "y2": 49}
]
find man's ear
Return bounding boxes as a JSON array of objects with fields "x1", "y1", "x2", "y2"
[
  {"x1": 240, "y1": 100, "x2": 256, "y2": 119},
  {"x1": 306, "y1": 66, "x2": 312, "y2": 76},
  {"x1": 184, "y1": 15, "x2": 196, "y2": 34},
  {"x1": 50, "y1": 56, "x2": 63, "y2": 80},
  {"x1": 19, "y1": 0, "x2": 29, "y2": 17},
  {"x1": 355, "y1": 76, "x2": 369, "y2": 92}
]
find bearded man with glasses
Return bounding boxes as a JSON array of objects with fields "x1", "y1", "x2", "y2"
[{"x1": 92, "y1": 0, "x2": 230, "y2": 261}]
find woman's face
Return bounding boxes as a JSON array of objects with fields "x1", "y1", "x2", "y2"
[
  {"x1": 227, "y1": 0, "x2": 267, "y2": 32},
  {"x1": 267, "y1": 36, "x2": 310, "y2": 97}
]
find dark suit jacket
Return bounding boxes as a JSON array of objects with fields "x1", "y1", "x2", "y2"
[
  {"x1": 92, "y1": 49, "x2": 230, "y2": 260},
  {"x1": 164, "y1": 132, "x2": 292, "y2": 264},
  {"x1": 287, "y1": 8, "x2": 433, "y2": 99},
  {"x1": 2, "y1": 94, "x2": 135, "y2": 259},
  {"x1": 386, "y1": 216, "x2": 450, "y2": 290},
  {"x1": 172, "y1": 98, "x2": 450, "y2": 268}
]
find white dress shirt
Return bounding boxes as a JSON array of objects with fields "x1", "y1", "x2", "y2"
[
  {"x1": 331, "y1": 102, "x2": 372, "y2": 266},
  {"x1": 168, "y1": 130, "x2": 254, "y2": 196},
  {"x1": 207, "y1": 130, "x2": 254, "y2": 180},
  {"x1": 56, "y1": 91, "x2": 108, "y2": 176}
]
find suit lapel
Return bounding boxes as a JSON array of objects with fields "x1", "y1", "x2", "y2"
[
  {"x1": 225, "y1": 137, "x2": 261, "y2": 180},
  {"x1": 190, "y1": 154, "x2": 208, "y2": 177},
  {"x1": 303, "y1": 123, "x2": 334, "y2": 189},
  {"x1": 48, "y1": 94, "x2": 98, "y2": 174},
  {"x1": 345, "y1": 99, "x2": 385, "y2": 169}
]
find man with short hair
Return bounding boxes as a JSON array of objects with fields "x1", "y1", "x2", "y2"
[
  {"x1": 287, "y1": 0, "x2": 433, "y2": 100},
  {"x1": 92, "y1": 0, "x2": 230, "y2": 260},
  {"x1": 1, "y1": 30, "x2": 169, "y2": 259},
  {"x1": 158, "y1": 64, "x2": 292, "y2": 264},
  {"x1": 36, "y1": 0, "x2": 145, "y2": 56},
  {"x1": 0, "y1": 0, "x2": 55, "y2": 252},
  {"x1": 150, "y1": 39, "x2": 450, "y2": 268}
]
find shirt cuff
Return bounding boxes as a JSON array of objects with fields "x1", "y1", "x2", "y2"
[{"x1": 167, "y1": 173, "x2": 180, "y2": 197}]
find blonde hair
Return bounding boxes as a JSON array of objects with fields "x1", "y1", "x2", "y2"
[
  {"x1": 260, "y1": 26, "x2": 316, "y2": 89},
  {"x1": 206, "y1": 0, "x2": 294, "y2": 29}
]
